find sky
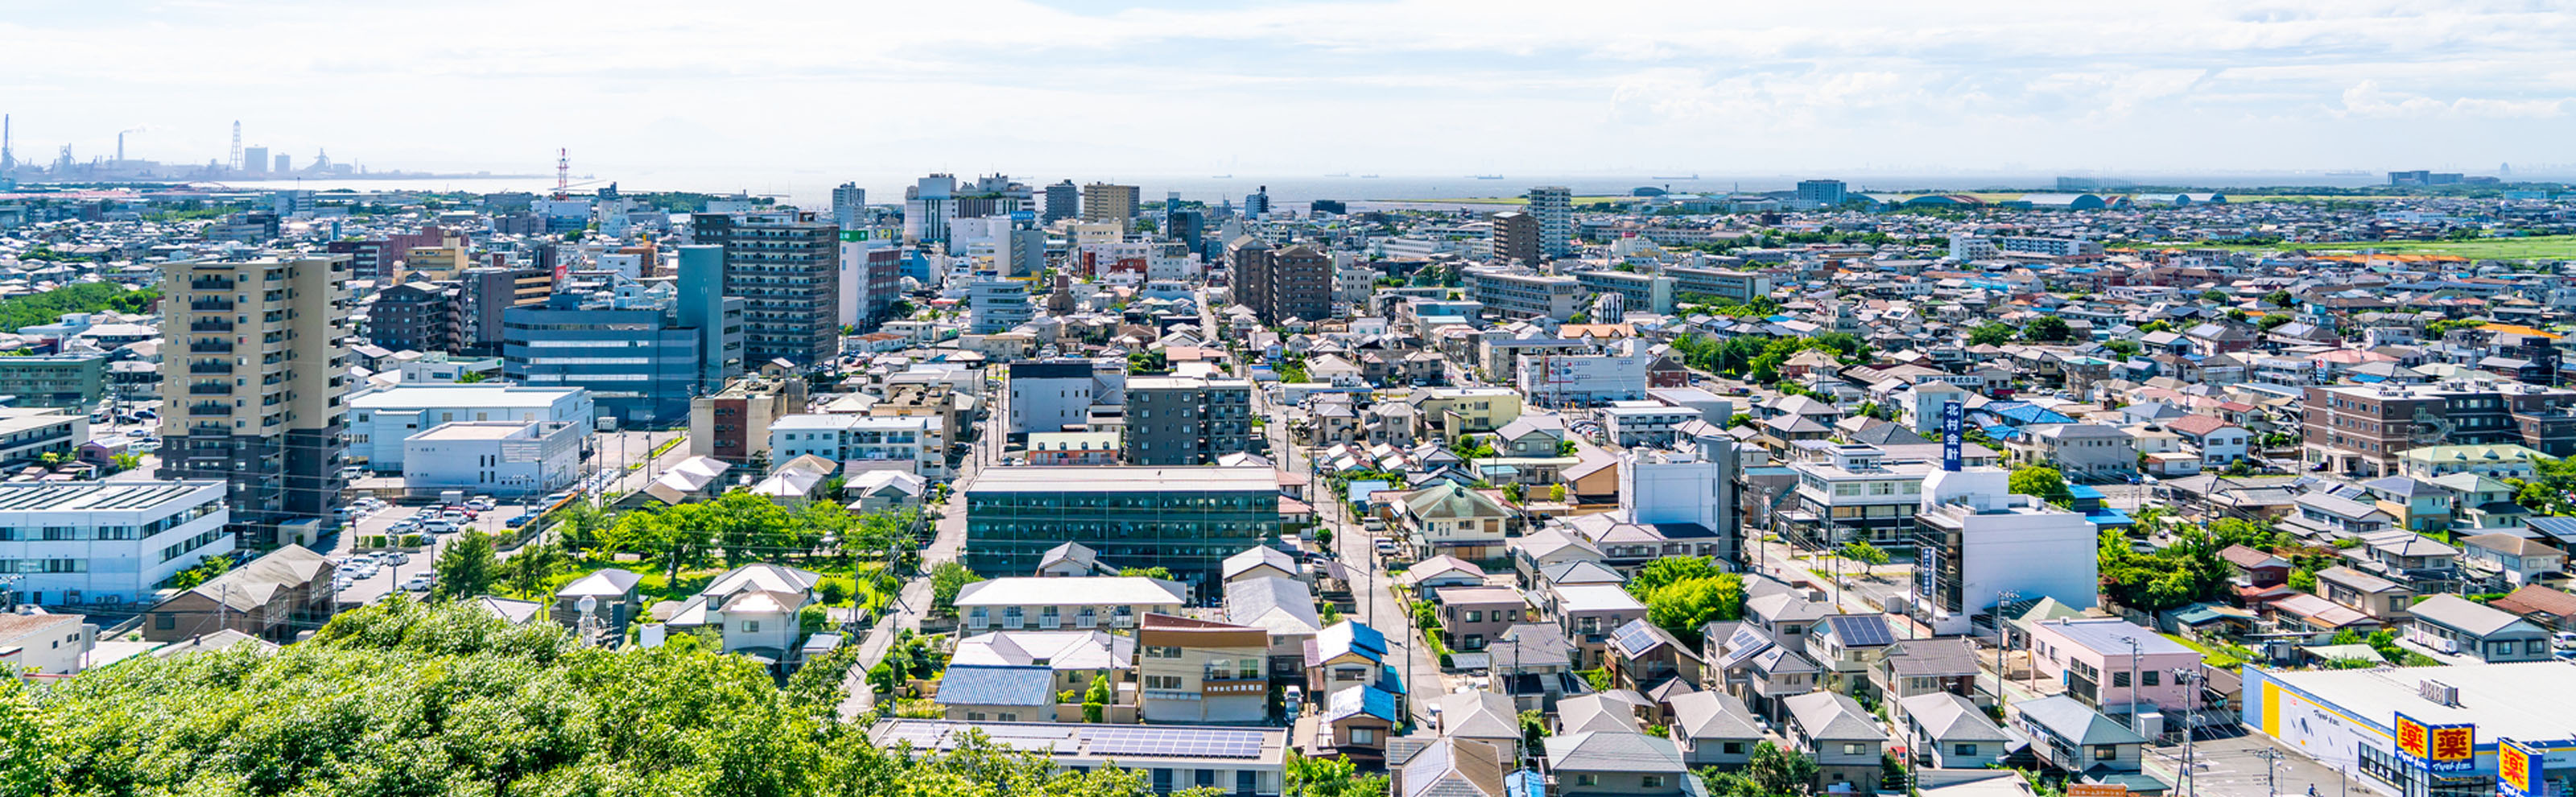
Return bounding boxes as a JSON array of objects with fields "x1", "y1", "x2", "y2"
[{"x1": 7, "y1": 0, "x2": 2575, "y2": 180}]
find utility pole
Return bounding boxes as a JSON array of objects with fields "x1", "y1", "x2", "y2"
[
  {"x1": 1995, "y1": 589, "x2": 2021, "y2": 704},
  {"x1": 2260, "y1": 748, "x2": 2280, "y2": 797},
  {"x1": 2125, "y1": 636, "x2": 2145, "y2": 734},
  {"x1": 2174, "y1": 664, "x2": 2199, "y2": 797}
]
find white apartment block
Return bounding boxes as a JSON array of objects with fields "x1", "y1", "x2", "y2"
[{"x1": 768, "y1": 414, "x2": 945, "y2": 478}]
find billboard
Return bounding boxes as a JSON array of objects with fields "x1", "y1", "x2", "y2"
[
  {"x1": 1939, "y1": 401, "x2": 1963, "y2": 471},
  {"x1": 2500, "y1": 739, "x2": 2544, "y2": 797},
  {"x1": 2395, "y1": 713, "x2": 2475, "y2": 774}
]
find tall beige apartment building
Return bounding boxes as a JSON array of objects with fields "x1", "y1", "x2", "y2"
[{"x1": 160, "y1": 254, "x2": 353, "y2": 547}]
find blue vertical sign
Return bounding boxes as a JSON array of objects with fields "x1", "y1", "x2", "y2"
[{"x1": 1940, "y1": 401, "x2": 1963, "y2": 472}]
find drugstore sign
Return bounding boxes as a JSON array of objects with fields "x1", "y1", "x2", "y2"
[{"x1": 2394, "y1": 713, "x2": 2475, "y2": 774}]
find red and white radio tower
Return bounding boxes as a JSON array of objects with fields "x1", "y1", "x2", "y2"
[{"x1": 553, "y1": 148, "x2": 571, "y2": 200}]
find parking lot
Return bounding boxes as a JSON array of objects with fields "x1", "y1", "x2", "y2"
[{"x1": 325, "y1": 493, "x2": 535, "y2": 605}]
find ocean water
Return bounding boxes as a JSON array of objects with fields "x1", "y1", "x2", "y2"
[{"x1": 197, "y1": 170, "x2": 2401, "y2": 212}]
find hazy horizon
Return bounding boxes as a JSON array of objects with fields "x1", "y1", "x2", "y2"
[{"x1": 12, "y1": 1, "x2": 2574, "y2": 179}]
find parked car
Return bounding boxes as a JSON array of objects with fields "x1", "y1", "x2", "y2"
[
  {"x1": 403, "y1": 573, "x2": 436, "y2": 593},
  {"x1": 419, "y1": 520, "x2": 458, "y2": 534},
  {"x1": 382, "y1": 551, "x2": 411, "y2": 565}
]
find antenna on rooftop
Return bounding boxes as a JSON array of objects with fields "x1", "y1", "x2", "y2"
[{"x1": 228, "y1": 121, "x2": 242, "y2": 171}]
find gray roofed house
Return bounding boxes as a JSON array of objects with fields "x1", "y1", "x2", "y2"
[
  {"x1": 1558, "y1": 692, "x2": 1645, "y2": 734},
  {"x1": 2013, "y1": 695, "x2": 2153, "y2": 782},
  {"x1": 2409, "y1": 594, "x2": 2553, "y2": 663},
  {"x1": 1542, "y1": 731, "x2": 1695, "y2": 797},
  {"x1": 1432, "y1": 690, "x2": 1525, "y2": 752},
  {"x1": 935, "y1": 664, "x2": 1059, "y2": 721},
  {"x1": 1398, "y1": 737, "x2": 1510, "y2": 797},
  {"x1": 1666, "y1": 691, "x2": 1764, "y2": 768},
  {"x1": 1897, "y1": 692, "x2": 2009, "y2": 770},
  {"x1": 1224, "y1": 545, "x2": 1301, "y2": 583},
  {"x1": 553, "y1": 568, "x2": 646, "y2": 634},
  {"x1": 1781, "y1": 692, "x2": 1889, "y2": 793},
  {"x1": 1036, "y1": 541, "x2": 1114, "y2": 577},
  {"x1": 1872, "y1": 637, "x2": 1984, "y2": 700}
]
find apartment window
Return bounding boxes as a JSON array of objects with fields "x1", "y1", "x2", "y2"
[
  {"x1": 742, "y1": 621, "x2": 760, "y2": 634},
  {"x1": 1843, "y1": 743, "x2": 1866, "y2": 756},
  {"x1": 2142, "y1": 671, "x2": 2160, "y2": 687},
  {"x1": 1955, "y1": 744, "x2": 1977, "y2": 757},
  {"x1": 2112, "y1": 671, "x2": 2131, "y2": 688},
  {"x1": 2095, "y1": 746, "x2": 2119, "y2": 761},
  {"x1": 1723, "y1": 741, "x2": 1746, "y2": 754},
  {"x1": 1575, "y1": 775, "x2": 1599, "y2": 787},
  {"x1": 1350, "y1": 728, "x2": 1378, "y2": 745},
  {"x1": 1145, "y1": 645, "x2": 1183, "y2": 659}
]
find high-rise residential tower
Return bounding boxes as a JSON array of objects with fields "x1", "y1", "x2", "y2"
[
  {"x1": 1082, "y1": 182, "x2": 1139, "y2": 223},
  {"x1": 160, "y1": 254, "x2": 353, "y2": 547},
  {"x1": 691, "y1": 213, "x2": 841, "y2": 367},
  {"x1": 832, "y1": 182, "x2": 866, "y2": 229},
  {"x1": 1528, "y1": 185, "x2": 1573, "y2": 258},
  {"x1": 1491, "y1": 211, "x2": 1538, "y2": 266},
  {"x1": 1042, "y1": 180, "x2": 1079, "y2": 222}
]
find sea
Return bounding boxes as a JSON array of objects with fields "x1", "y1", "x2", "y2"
[{"x1": 189, "y1": 169, "x2": 2409, "y2": 213}]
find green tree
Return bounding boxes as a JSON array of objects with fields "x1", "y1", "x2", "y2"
[
  {"x1": 1118, "y1": 566, "x2": 1175, "y2": 580},
  {"x1": 1549, "y1": 483, "x2": 1568, "y2": 502},
  {"x1": 107, "y1": 452, "x2": 141, "y2": 473},
  {"x1": 1697, "y1": 769, "x2": 1767, "y2": 797},
  {"x1": 1285, "y1": 750, "x2": 1389, "y2": 797},
  {"x1": 500, "y1": 539, "x2": 571, "y2": 599},
  {"x1": 1967, "y1": 323, "x2": 2015, "y2": 346},
  {"x1": 1644, "y1": 574, "x2": 1747, "y2": 646},
  {"x1": 2023, "y1": 315, "x2": 2074, "y2": 342},
  {"x1": 2201, "y1": 289, "x2": 2229, "y2": 303},
  {"x1": 0, "y1": 676, "x2": 54, "y2": 795},
  {"x1": 1521, "y1": 708, "x2": 1552, "y2": 750},
  {"x1": 1628, "y1": 555, "x2": 1724, "y2": 601},
  {"x1": 433, "y1": 528, "x2": 500, "y2": 600},
  {"x1": 1839, "y1": 540, "x2": 1891, "y2": 571},
  {"x1": 2009, "y1": 465, "x2": 2074, "y2": 507},
  {"x1": 931, "y1": 560, "x2": 980, "y2": 616},
  {"x1": 1083, "y1": 674, "x2": 1113, "y2": 723},
  {"x1": 1745, "y1": 741, "x2": 1821, "y2": 796},
  {"x1": 2264, "y1": 289, "x2": 2295, "y2": 308},
  {"x1": 454, "y1": 370, "x2": 489, "y2": 383}
]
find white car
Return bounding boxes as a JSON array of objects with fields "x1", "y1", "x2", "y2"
[{"x1": 403, "y1": 573, "x2": 436, "y2": 593}]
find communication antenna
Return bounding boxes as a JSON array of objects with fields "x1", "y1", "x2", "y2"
[
  {"x1": 554, "y1": 148, "x2": 571, "y2": 200},
  {"x1": 229, "y1": 121, "x2": 242, "y2": 171}
]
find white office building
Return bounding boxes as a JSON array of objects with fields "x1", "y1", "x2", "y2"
[
  {"x1": 769, "y1": 414, "x2": 945, "y2": 478},
  {"x1": 1909, "y1": 467, "x2": 2099, "y2": 635},
  {"x1": 1008, "y1": 359, "x2": 1123, "y2": 436},
  {"x1": 968, "y1": 277, "x2": 1034, "y2": 335},
  {"x1": 401, "y1": 421, "x2": 584, "y2": 498},
  {"x1": 349, "y1": 385, "x2": 595, "y2": 472},
  {"x1": 0, "y1": 481, "x2": 231, "y2": 608}
]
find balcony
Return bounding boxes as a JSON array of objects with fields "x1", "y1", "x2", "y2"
[
  {"x1": 189, "y1": 299, "x2": 234, "y2": 312},
  {"x1": 188, "y1": 403, "x2": 229, "y2": 416},
  {"x1": 189, "y1": 320, "x2": 234, "y2": 332},
  {"x1": 188, "y1": 383, "x2": 229, "y2": 395},
  {"x1": 188, "y1": 361, "x2": 233, "y2": 374},
  {"x1": 188, "y1": 279, "x2": 235, "y2": 291},
  {"x1": 191, "y1": 341, "x2": 234, "y2": 354}
]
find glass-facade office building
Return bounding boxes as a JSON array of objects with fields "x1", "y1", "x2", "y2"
[{"x1": 964, "y1": 466, "x2": 1279, "y2": 588}]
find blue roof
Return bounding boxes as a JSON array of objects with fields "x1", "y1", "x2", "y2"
[
  {"x1": 933, "y1": 665, "x2": 1056, "y2": 707},
  {"x1": 1507, "y1": 770, "x2": 1548, "y2": 797},
  {"x1": 2087, "y1": 507, "x2": 2132, "y2": 527},
  {"x1": 1379, "y1": 663, "x2": 1409, "y2": 695},
  {"x1": 1324, "y1": 684, "x2": 1402, "y2": 723},
  {"x1": 1993, "y1": 404, "x2": 2075, "y2": 425},
  {"x1": 2066, "y1": 484, "x2": 2107, "y2": 500}
]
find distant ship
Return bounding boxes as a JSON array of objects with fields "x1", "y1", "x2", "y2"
[
  {"x1": 1359, "y1": 174, "x2": 1381, "y2": 179},
  {"x1": 1470, "y1": 174, "x2": 1504, "y2": 180},
  {"x1": 1653, "y1": 173, "x2": 1699, "y2": 180},
  {"x1": 1209, "y1": 174, "x2": 1233, "y2": 179}
]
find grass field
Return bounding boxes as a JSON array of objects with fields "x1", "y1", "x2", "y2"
[{"x1": 2145, "y1": 234, "x2": 2576, "y2": 259}]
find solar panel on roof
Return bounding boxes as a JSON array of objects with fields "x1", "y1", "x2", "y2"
[
  {"x1": 1610, "y1": 621, "x2": 1659, "y2": 654},
  {"x1": 1716, "y1": 627, "x2": 1775, "y2": 670},
  {"x1": 1083, "y1": 726, "x2": 1264, "y2": 759},
  {"x1": 1828, "y1": 614, "x2": 1895, "y2": 646}
]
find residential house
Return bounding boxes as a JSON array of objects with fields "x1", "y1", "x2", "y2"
[
  {"x1": 142, "y1": 544, "x2": 336, "y2": 644},
  {"x1": 661, "y1": 564, "x2": 824, "y2": 660},
  {"x1": 2013, "y1": 696, "x2": 2163, "y2": 795},
  {"x1": 2012, "y1": 424, "x2": 2137, "y2": 481},
  {"x1": 1605, "y1": 618, "x2": 1706, "y2": 693},
  {"x1": 1489, "y1": 623, "x2": 1587, "y2": 712},
  {"x1": 1138, "y1": 613, "x2": 1272, "y2": 724},
  {"x1": 1512, "y1": 529, "x2": 1606, "y2": 590},
  {"x1": 553, "y1": 568, "x2": 646, "y2": 640},
  {"x1": 2490, "y1": 584, "x2": 2576, "y2": 632},
  {"x1": 1427, "y1": 690, "x2": 1525, "y2": 763},
  {"x1": 1227, "y1": 576, "x2": 1325, "y2": 679},
  {"x1": 1780, "y1": 692, "x2": 1889, "y2": 794},
  {"x1": 2023, "y1": 618, "x2": 2198, "y2": 715},
  {"x1": 2458, "y1": 533, "x2": 2566, "y2": 588},
  {"x1": 1036, "y1": 542, "x2": 1117, "y2": 578},
  {"x1": 1547, "y1": 584, "x2": 1648, "y2": 669},
  {"x1": 2166, "y1": 415, "x2": 2251, "y2": 467},
  {"x1": 936, "y1": 664, "x2": 1060, "y2": 722},
  {"x1": 2406, "y1": 594, "x2": 2553, "y2": 663},
  {"x1": 1870, "y1": 638, "x2": 1981, "y2": 703},
  {"x1": 0, "y1": 610, "x2": 92, "y2": 675},
  {"x1": 1404, "y1": 556, "x2": 1492, "y2": 597},
  {"x1": 1666, "y1": 691, "x2": 1764, "y2": 770},
  {"x1": 2362, "y1": 477, "x2": 2458, "y2": 533},
  {"x1": 1435, "y1": 585, "x2": 1530, "y2": 653},
  {"x1": 2316, "y1": 566, "x2": 2415, "y2": 624},
  {"x1": 1809, "y1": 614, "x2": 1903, "y2": 696},
  {"x1": 1225, "y1": 546, "x2": 1302, "y2": 584},
  {"x1": 952, "y1": 629, "x2": 1137, "y2": 700},
  {"x1": 1896, "y1": 692, "x2": 2010, "y2": 770},
  {"x1": 1317, "y1": 684, "x2": 1404, "y2": 764},
  {"x1": 1394, "y1": 737, "x2": 1509, "y2": 797},
  {"x1": 2220, "y1": 545, "x2": 2290, "y2": 589},
  {"x1": 1544, "y1": 732, "x2": 1693, "y2": 797},
  {"x1": 1397, "y1": 484, "x2": 1515, "y2": 562}
]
